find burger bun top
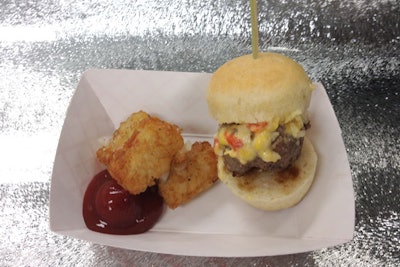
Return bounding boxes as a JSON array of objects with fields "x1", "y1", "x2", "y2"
[{"x1": 206, "y1": 52, "x2": 314, "y2": 124}]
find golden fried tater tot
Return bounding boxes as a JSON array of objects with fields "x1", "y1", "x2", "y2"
[
  {"x1": 96, "y1": 111, "x2": 183, "y2": 195},
  {"x1": 159, "y1": 141, "x2": 218, "y2": 209},
  {"x1": 96, "y1": 111, "x2": 150, "y2": 165}
]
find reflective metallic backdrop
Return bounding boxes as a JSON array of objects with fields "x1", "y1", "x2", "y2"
[{"x1": 0, "y1": 0, "x2": 399, "y2": 266}]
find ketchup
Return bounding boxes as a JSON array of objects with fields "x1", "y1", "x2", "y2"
[{"x1": 82, "y1": 170, "x2": 164, "y2": 235}]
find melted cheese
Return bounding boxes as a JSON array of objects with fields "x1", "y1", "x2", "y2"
[
  {"x1": 214, "y1": 114, "x2": 306, "y2": 164},
  {"x1": 285, "y1": 115, "x2": 306, "y2": 138}
]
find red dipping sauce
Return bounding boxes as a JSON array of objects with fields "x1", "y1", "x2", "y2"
[{"x1": 82, "y1": 169, "x2": 164, "y2": 235}]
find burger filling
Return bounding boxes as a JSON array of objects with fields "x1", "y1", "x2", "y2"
[{"x1": 214, "y1": 114, "x2": 310, "y2": 176}]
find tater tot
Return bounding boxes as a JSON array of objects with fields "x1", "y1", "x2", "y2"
[
  {"x1": 96, "y1": 111, "x2": 184, "y2": 195},
  {"x1": 159, "y1": 141, "x2": 218, "y2": 209}
]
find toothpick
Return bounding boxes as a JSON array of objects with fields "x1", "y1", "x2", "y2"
[{"x1": 250, "y1": 0, "x2": 259, "y2": 59}]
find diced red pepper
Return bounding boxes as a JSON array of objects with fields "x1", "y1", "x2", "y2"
[
  {"x1": 224, "y1": 131, "x2": 243, "y2": 151},
  {"x1": 246, "y1": 122, "x2": 268, "y2": 133}
]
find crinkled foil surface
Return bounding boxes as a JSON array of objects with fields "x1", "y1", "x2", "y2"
[{"x1": 1, "y1": 0, "x2": 399, "y2": 266}]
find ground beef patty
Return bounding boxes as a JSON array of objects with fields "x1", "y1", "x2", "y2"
[{"x1": 223, "y1": 126, "x2": 306, "y2": 177}]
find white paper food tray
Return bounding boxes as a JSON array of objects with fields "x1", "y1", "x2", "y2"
[{"x1": 50, "y1": 69, "x2": 354, "y2": 257}]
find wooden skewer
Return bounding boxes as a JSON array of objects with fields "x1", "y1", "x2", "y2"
[{"x1": 250, "y1": 0, "x2": 259, "y2": 59}]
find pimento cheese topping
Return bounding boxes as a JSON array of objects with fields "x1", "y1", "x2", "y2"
[{"x1": 214, "y1": 114, "x2": 307, "y2": 164}]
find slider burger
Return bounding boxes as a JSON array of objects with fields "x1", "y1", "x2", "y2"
[{"x1": 206, "y1": 52, "x2": 318, "y2": 211}]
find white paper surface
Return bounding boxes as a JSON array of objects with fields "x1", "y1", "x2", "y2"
[{"x1": 50, "y1": 69, "x2": 354, "y2": 257}]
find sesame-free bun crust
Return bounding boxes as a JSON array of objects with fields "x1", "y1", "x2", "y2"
[
  {"x1": 207, "y1": 52, "x2": 314, "y2": 123},
  {"x1": 218, "y1": 137, "x2": 317, "y2": 211}
]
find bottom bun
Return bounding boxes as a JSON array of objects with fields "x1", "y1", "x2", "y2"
[{"x1": 218, "y1": 137, "x2": 318, "y2": 211}]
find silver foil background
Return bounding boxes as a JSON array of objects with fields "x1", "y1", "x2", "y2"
[{"x1": 0, "y1": 0, "x2": 399, "y2": 266}]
